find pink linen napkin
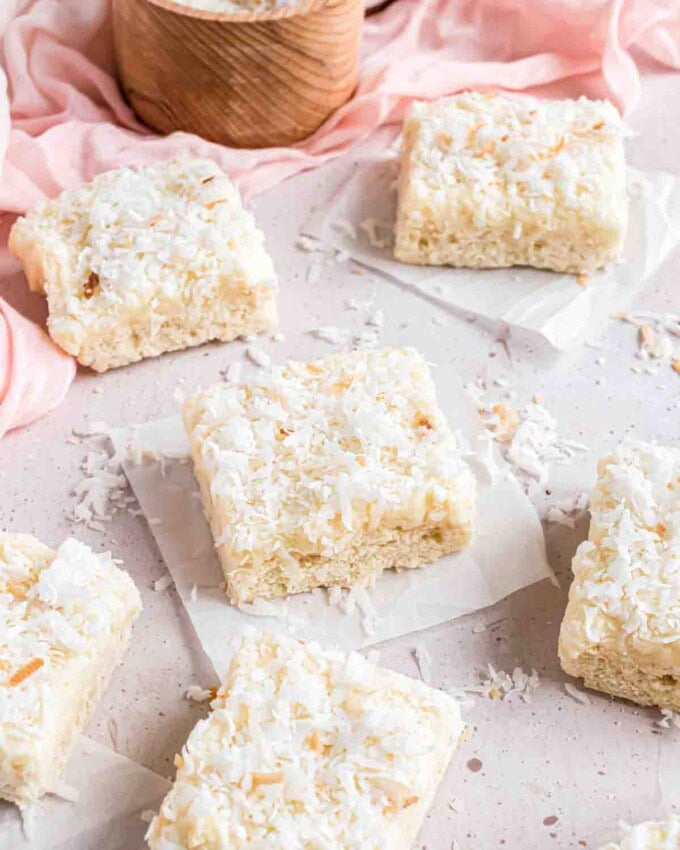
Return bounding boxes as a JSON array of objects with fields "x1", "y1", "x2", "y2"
[
  {"x1": 0, "y1": 296, "x2": 75, "y2": 438},
  {"x1": 0, "y1": 0, "x2": 678, "y2": 436}
]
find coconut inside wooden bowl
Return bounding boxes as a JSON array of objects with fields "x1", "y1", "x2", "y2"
[{"x1": 112, "y1": 0, "x2": 364, "y2": 148}]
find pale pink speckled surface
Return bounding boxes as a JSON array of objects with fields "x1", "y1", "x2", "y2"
[{"x1": 0, "y1": 68, "x2": 678, "y2": 850}]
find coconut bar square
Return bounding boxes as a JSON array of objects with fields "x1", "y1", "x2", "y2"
[
  {"x1": 146, "y1": 632, "x2": 464, "y2": 850},
  {"x1": 182, "y1": 347, "x2": 476, "y2": 604},
  {"x1": 559, "y1": 441, "x2": 680, "y2": 711},
  {"x1": 9, "y1": 158, "x2": 278, "y2": 372},
  {"x1": 394, "y1": 92, "x2": 627, "y2": 274},
  {"x1": 0, "y1": 534, "x2": 141, "y2": 806}
]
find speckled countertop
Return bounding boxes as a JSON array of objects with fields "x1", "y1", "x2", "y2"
[{"x1": 0, "y1": 69, "x2": 678, "y2": 849}]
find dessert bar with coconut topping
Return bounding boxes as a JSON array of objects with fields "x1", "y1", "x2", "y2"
[
  {"x1": 559, "y1": 441, "x2": 680, "y2": 711},
  {"x1": 8, "y1": 158, "x2": 278, "y2": 372},
  {"x1": 394, "y1": 91, "x2": 628, "y2": 274},
  {"x1": 598, "y1": 816, "x2": 680, "y2": 850},
  {"x1": 182, "y1": 347, "x2": 476, "y2": 604},
  {"x1": 0, "y1": 533, "x2": 141, "y2": 806},
  {"x1": 146, "y1": 631, "x2": 465, "y2": 850}
]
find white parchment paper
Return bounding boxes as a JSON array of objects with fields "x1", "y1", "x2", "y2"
[
  {"x1": 111, "y1": 364, "x2": 554, "y2": 680},
  {"x1": 304, "y1": 163, "x2": 680, "y2": 350},
  {"x1": 0, "y1": 738, "x2": 170, "y2": 850}
]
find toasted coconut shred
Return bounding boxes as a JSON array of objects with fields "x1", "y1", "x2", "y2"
[{"x1": 616, "y1": 310, "x2": 680, "y2": 374}]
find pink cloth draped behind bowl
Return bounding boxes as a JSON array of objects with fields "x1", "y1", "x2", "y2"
[{"x1": 0, "y1": 0, "x2": 678, "y2": 436}]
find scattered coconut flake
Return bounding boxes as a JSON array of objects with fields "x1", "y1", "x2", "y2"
[
  {"x1": 326, "y1": 586, "x2": 344, "y2": 608},
  {"x1": 447, "y1": 685, "x2": 476, "y2": 712},
  {"x1": 489, "y1": 401, "x2": 520, "y2": 443},
  {"x1": 349, "y1": 585, "x2": 378, "y2": 636},
  {"x1": 331, "y1": 219, "x2": 356, "y2": 240},
  {"x1": 246, "y1": 345, "x2": 271, "y2": 368},
  {"x1": 466, "y1": 382, "x2": 588, "y2": 492},
  {"x1": 366, "y1": 308, "x2": 384, "y2": 328},
  {"x1": 140, "y1": 810, "x2": 157, "y2": 824},
  {"x1": 359, "y1": 217, "x2": 392, "y2": 249},
  {"x1": 307, "y1": 262, "x2": 321, "y2": 285},
  {"x1": 222, "y1": 361, "x2": 243, "y2": 383},
  {"x1": 638, "y1": 323, "x2": 673, "y2": 359},
  {"x1": 186, "y1": 685, "x2": 214, "y2": 703},
  {"x1": 448, "y1": 797, "x2": 465, "y2": 813},
  {"x1": 469, "y1": 664, "x2": 540, "y2": 703},
  {"x1": 507, "y1": 403, "x2": 588, "y2": 490},
  {"x1": 309, "y1": 326, "x2": 352, "y2": 346},
  {"x1": 296, "y1": 235, "x2": 324, "y2": 252},
  {"x1": 71, "y1": 420, "x2": 111, "y2": 439},
  {"x1": 366, "y1": 648, "x2": 380, "y2": 665},
  {"x1": 190, "y1": 583, "x2": 198, "y2": 603},
  {"x1": 413, "y1": 645, "x2": 433, "y2": 685},
  {"x1": 563, "y1": 682, "x2": 591, "y2": 705},
  {"x1": 655, "y1": 709, "x2": 680, "y2": 730},
  {"x1": 545, "y1": 491, "x2": 589, "y2": 528},
  {"x1": 153, "y1": 575, "x2": 174, "y2": 592},
  {"x1": 20, "y1": 805, "x2": 36, "y2": 840},
  {"x1": 616, "y1": 310, "x2": 680, "y2": 372},
  {"x1": 69, "y1": 444, "x2": 138, "y2": 533}
]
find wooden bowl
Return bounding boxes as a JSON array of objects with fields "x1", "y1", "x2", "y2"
[{"x1": 111, "y1": 0, "x2": 364, "y2": 148}]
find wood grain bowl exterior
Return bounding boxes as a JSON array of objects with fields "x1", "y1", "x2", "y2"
[{"x1": 112, "y1": 0, "x2": 364, "y2": 148}]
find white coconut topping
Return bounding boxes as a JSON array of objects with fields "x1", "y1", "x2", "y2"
[
  {"x1": 0, "y1": 534, "x2": 141, "y2": 805},
  {"x1": 146, "y1": 632, "x2": 464, "y2": 850},
  {"x1": 395, "y1": 92, "x2": 627, "y2": 268},
  {"x1": 598, "y1": 817, "x2": 680, "y2": 850},
  {"x1": 559, "y1": 441, "x2": 680, "y2": 671},
  {"x1": 183, "y1": 348, "x2": 476, "y2": 602},
  {"x1": 9, "y1": 158, "x2": 277, "y2": 368}
]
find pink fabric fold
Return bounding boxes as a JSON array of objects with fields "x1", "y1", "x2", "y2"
[
  {"x1": 0, "y1": 296, "x2": 76, "y2": 438},
  {"x1": 0, "y1": 0, "x2": 679, "y2": 436}
]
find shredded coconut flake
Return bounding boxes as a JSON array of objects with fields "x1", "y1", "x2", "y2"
[
  {"x1": 413, "y1": 645, "x2": 433, "y2": 685},
  {"x1": 186, "y1": 685, "x2": 214, "y2": 703},
  {"x1": 469, "y1": 664, "x2": 540, "y2": 703},
  {"x1": 309, "y1": 326, "x2": 352, "y2": 346},
  {"x1": 563, "y1": 682, "x2": 591, "y2": 705},
  {"x1": 359, "y1": 217, "x2": 392, "y2": 250},
  {"x1": 246, "y1": 345, "x2": 271, "y2": 368},
  {"x1": 153, "y1": 575, "x2": 174, "y2": 592}
]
